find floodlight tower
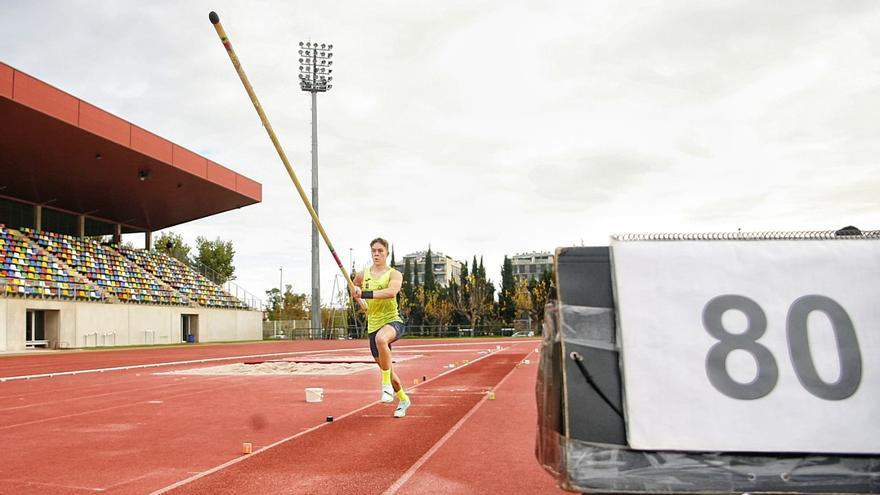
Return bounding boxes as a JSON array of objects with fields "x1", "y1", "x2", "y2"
[{"x1": 299, "y1": 41, "x2": 333, "y2": 338}]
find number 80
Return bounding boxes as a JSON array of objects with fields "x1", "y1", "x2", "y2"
[{"x1": 702, "y1": 295, "x2": 862, "y2": 400}]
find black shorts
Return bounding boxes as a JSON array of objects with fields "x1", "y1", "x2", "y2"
[{"x1": 368, "y1": 321, "x2": 406, "y2": 358}]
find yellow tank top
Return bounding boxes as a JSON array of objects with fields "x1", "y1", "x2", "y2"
[{"x1": 363, "y1": 265, "x2": 402, "y2": 333}]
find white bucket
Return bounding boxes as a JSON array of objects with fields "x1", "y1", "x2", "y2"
[{"x1": 305, "y1": 387, "x2": 324, "y2": 403}]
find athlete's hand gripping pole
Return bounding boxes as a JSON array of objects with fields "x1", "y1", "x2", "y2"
[{"x1": 208, "y1": 11, "x2": 367, "y2": 310}]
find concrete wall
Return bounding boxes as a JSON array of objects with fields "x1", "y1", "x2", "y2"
[{"x1": 0, "y1": 298, "x2": 262, "y2": 352}]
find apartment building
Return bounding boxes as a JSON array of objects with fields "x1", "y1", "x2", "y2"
[
  {"x1": 511, "y1": 251, "x2": 553, "y2": 282},
  {"x1": 396, "y1": 251, "x2": 463, "y2": 287}
]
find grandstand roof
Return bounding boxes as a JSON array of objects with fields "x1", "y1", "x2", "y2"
[{"x1": 0, "y1": 62, "x2": 261, "y2": 232}]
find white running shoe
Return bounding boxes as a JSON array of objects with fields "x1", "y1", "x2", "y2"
[
  {"x1": 381, "y1": 384, "x2": 394, "y2": 403},
  {"x1": 394, "y1": 399, "x2": 411, "y2": 418}
]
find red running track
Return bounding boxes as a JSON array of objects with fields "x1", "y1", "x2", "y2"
[
  {"x1": 0, "y1": 339, "x2": 567, "y2": 494},
  {"x1": 0, "y1": 340, "x2": 368, "y2": 379}
]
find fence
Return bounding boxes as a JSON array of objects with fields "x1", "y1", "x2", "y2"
[
  {"x1": 261, "y1": 320, "x2": 542, "y2": 340},
  {"x1": 262, "y1": 320, "x2": 350, "y2": 340}
]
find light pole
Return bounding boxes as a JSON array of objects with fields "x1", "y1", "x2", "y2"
[
  {"x1": 277, "y1": 266, "x2": 283, "y2": 338},
  {"x1": 299, "y1": 41, "x2": 333, "y2": 339}
]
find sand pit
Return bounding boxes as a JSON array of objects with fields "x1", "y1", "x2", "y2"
[{"x1": 158, "y1": 361, "x2": 375, "y2": 376}]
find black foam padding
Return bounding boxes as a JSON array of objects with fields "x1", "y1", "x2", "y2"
[
  {"x1": 554, "y1": 246, "x2": 626, "y2": 446},
  {"x1": 564, "y1": 344, "x2": 625, "y2": 444},
  {"x1": 555, "y1": 247, "x2": 613, "y2": 307}
]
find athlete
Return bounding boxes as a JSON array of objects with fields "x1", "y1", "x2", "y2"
[{"x1": 352, "y1": 237, "x2": 411, "y2": 418}]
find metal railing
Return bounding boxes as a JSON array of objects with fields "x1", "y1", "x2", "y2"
[
  {"x1": 163, "y1": 252, "x2": 263, "y2": 311},
  {"x1": 262, "y1": 321, "x2": 542, "y2": 340}
]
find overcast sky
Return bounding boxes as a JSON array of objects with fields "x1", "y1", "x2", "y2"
[{"x1": 1, "y1": 1, "x2": 878, "y2": 305}]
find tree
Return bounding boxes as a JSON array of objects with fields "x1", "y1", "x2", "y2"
[
  {"x1": 477, "y1": 256, "x2": 495, "y2": 312},
  {"x1": 280, "y1": 286, "x2": 309, "y2": 320},
  {"x1": 265, "y1": 288, "x2": 283, "y2": 320},
  {"x1": 194, "y1": 236, "x2": 235, "y2": 283},
  {"x1": 412, "y1": 258, "x2": 420, "y2": 287},
  {"x1": 407, "y1": 286, "x2": 426, "y2": 327},
  {"x1": 458, "y1": 262, "x2": 470, "y2": 315},
  {"x1": 265, "y1": 285, "x2": 309, "y2": 321},
  {"x1": 446, "y1": 277, "x2": 467, "y2": 326},
  {"x1": 423, "y1": 246, "x2": 436, "y2": 293},
  {"x1": 498, "y1": 256, "x2": 516, "y2": 324},
  {"x1": 462, "y1": 273, "x2": 493, "y2": 329},
  {"x1": 425, "y1": 289, "x2": 453, "y2": 330},
  {"x1": 527, "y1": 269, "x2": 554, "y2": 326},
  {"x1": 513, "y1": 277, "x2": 533, "y2": 320},
  {"x1": 402, "y1": 258, "x2": 413, "y2": 301},
  {"x1": 155, "y1": 231, "x2": 190, "y2": 261}
]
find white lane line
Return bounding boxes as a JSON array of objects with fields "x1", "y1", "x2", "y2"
[
  {"x1": 147, "y1": 347, "x2": 505, "y2": 495},
  {"x1": 97, "y1": 471, "x2": 158, "y2": 492},
  {"x1": 0, "y1": 347, "x2": 364, "y2": 383},
  {"x1": 382, "y1": 356, "x2": 523, "y2": 495},
  {"x1": 0, "y1": 477, "x2": 104, "y2": 492},
  {"x1": 0, "y1": 340, "x2": 518, "y2": 383},
  {"x1": 359, "y1": 414, "x2": 434, "y2": 418},
  {"x1": 0, "y1": 376, "x2": 232, "y2": 431}
]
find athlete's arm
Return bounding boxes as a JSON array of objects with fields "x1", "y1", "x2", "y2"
[
  {"x1": 351, "y1": 271, "x2": 364, "y2": 300},
  {"x1": 361, "y1": 270, "x2": 401, "y2": 299}
]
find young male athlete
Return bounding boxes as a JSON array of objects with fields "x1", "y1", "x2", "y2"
[{"x1": 352, "y1": 238, "x2": 411, "y2": 418}]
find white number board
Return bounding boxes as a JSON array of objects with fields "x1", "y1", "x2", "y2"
[{"x1": 611, "y1": 239, "x2": 879, "y2": 454}]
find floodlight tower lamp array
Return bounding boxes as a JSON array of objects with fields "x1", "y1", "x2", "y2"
[{"x1": 298, "y1": 41, "x2": 334, "y2": 93}]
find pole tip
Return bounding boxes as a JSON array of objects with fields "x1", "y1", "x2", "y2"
[{"x1": 209, "y1": 11, "x2": 220, "y2": 24}]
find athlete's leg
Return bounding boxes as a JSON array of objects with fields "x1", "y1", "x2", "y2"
[
  {"x1": 377, "y1": 324, "x2": 409, "y2": 392},
  {"x1": 370, "y1": 331, "x2": 395, "y2": 402}
]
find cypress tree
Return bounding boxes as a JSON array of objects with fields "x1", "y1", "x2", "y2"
[
  {"x1": 459, "y1": 261, "x2": 470, "y2": 311},
  {"x1": 499, "y1": 256, "x2": 516, "y2": 323},
  {"x1": 402, "y1": 258, "x2": 413, "y2": 300},
  {"x1": 423, "y1": 246, "x2": 436, "y2": 293}
]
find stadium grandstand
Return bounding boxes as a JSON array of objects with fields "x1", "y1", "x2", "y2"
[{"x1": 0, "y1": 61, "x2": 263, "y2": 351}]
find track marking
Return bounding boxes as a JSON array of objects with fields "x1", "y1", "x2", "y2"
[
  {"x1": 359, "y1": 414, "x2": 434, "y2": 418},
  {"x1": 147, "y1": 346, "x2": 506, "y2": 495},
  {"x1": 382, "y1": 355, "x2": 523, "y2": 495},
  {"x1": 0, "y1": 340, "x2": 517, "y2": 382},
  {"x1": 98, "y1": 471, "x2": 158, "y2": 492},
  {"x1": 0, "y1": 477, "x2": 103, "y2": 492},
  {"x1": 0, "y1": 347, "x2": 362, "y2": 382},
  {"x1": 0, "y1": 375, "x2": 241, "y2": 431},
  {"x1": 0, "y1": 379, "x2": 205, "y2": 412}
]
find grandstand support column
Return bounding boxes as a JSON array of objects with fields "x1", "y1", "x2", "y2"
[
  {"x1": 34, "y1": 205, "x2": 42, "y2": 231},
  {"x1": 145, "y1": 231, "x2": 152, "y2": 250},
  {"x1": 78, "y1": 215, "x2": 85, "y2": 238},
  {"x1": 114, "y1": 224, "x2": 122, "y2": 244},
  {"x1": 310, "y1": 89, "x2": 321, "y2": 338}
]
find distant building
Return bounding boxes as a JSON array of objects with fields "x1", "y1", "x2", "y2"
[
  {"x1": 395, "y1": 251, "x2": 463, "y2": 287},
  {"x1": 511, "y1": 252, "x2": 553, "y2": 282}
]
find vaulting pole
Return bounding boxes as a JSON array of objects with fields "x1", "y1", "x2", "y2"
[{"x1": 208, "y1": 11, "x2": 365, "y2": 310}]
